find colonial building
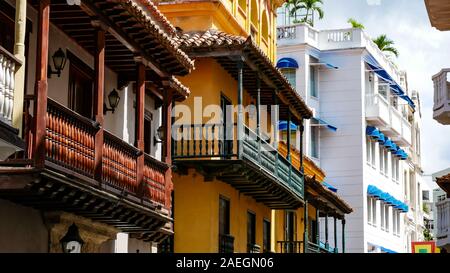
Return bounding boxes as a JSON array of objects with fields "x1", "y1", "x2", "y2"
[
  {"x1": 156, "y1": 0, "x2": 352, "y2": 253},
  {"x1": 0, "y1": 0, "x2": 193, "y2": 252},
  {"x1": 276, "y1": 20, "x2": 424, "y2": 252}
]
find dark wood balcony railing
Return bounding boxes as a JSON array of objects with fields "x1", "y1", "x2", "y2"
[
  {"x1": 46, "y1": 99, "x2": 97, "y2": 178},
  {"x1": 144, "y1": 153, "x2": 168, "y2": 206},
  {"x1": 219, "y1": 234, "x2": 235, "y2": 253},
  {"x1": 41, "y1": 98, "x2": 169, "y2": 207},
  {"x1": 277, "y1": 241, "x2": 303, "y2": 253},
  {"x1": 173, "y1": 123, "x2": 304, "y2": 200},
  {"x1": 103, "y1": 130, "x2": 138, "y2": 193}
]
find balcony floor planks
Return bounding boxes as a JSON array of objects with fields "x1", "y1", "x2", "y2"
[{"x1": 174, "y1": 158, "x2": 303, "y2": 210}]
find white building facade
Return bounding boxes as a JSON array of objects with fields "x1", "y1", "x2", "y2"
[{"x1": 276, "y1": 23, "x2": 425, "y2": 253}]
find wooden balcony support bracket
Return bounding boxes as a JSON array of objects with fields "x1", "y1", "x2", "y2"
[
  {"x1": 135, "y1": 61, "x2": 146, "y2": 199},
  {"x1": 33, "y1": 0, "x2": 50, "y2": 168},
  {"x1": 93, "y1": 26, "x2": 105, "y2": 184}
]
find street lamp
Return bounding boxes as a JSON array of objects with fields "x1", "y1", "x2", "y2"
[
  {"x1": 154, "y1": 126, "x2": 165, "y2": 145},
  {"x1": 60, "y1": 223, "x2": 84, "y2": 253}
]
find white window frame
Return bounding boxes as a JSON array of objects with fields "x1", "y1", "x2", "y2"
[
  {"x1": 310, "y1": 122, "x2": 319, "y2": 159},
  {"x1": 281, "y1": 68, "x2": 296, "y2": 89}
]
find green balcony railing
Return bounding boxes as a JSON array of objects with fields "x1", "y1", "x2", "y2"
[{"x1": 172, "y1": 123, "x2": 304, "y2": 199}]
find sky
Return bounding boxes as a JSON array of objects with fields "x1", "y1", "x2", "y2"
[{"x1": 310, "y1": 0, "x2": 450, "y2": 186}]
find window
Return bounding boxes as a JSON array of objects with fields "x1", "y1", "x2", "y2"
[
  {"x1": 366, "y1": 136, "x2": 376, "y2": 167},
  {"x1": 238, "y1": 0, "x2": 247, "y2": 12},
  {"x1": 384, "y1": 205, "x2": 390, "y2": 232},
  {"x1": 384, "y1": 150, "x2": 389, "y2": 177},
  {"x1": 219, "y1": 197, "x2": 230, "y2": 235},
  {"x1": 281, "y1": 68, "x2": 296, "y2": 88},
  {"x1": 68, "y1": 51, "x2": 94, "y2": 119},
  {"x1": 310, "y1": 123, "x2": 319, "y2": 159},
  {"x1": 393, "y1": 211, "x2": 400, "y2": 236},
  {"x1": 0, "y1": 7, "x2": 15, "y2": 53},
  {"x1": 379, "y1": 146, "x2": 385, "y2": 175},
  {"x1": 261, "y1": 12, "x2": 269, "y2": 43},
  {"x1": 378, "y1": 82, "x2": 389, "y2": 101},
  {"x1": 310, "y1": 66, "x2": 318, "y2": 97},
  {"x1": 263, "y1": 219, "x2": 271, "y2": 253},
  {"x1": 380, "y1": 203, "x2": 385, "y2": 230},
  {"x1": 367, "y1": 196, "x2": 377, "y2": 226},
  {"x1": 247, "y1": 211, "x2": 256, "y2": 251},
  {"x1": 285, "y1": 211, "x2": 296, "y2": 242},
  {"x1": 391, "y1": 155, "x2": 399, "y2": 182}
]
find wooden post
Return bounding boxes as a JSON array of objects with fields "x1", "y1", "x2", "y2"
[
  {"x1": 316, "y1": 208, "x2": 320, "y2": 250},
  {"x1": 303, "y1": 199, "x2": 308, "y2": 253},
  {"x1": 342, "y1": 218, "x2": 346, "y2": 253},
  {"x1": 135, "y1": 62, "x2": 145, "y2": 196},
  {"x1": 273, "y1": 92, "x2": 279, "y2": 178},
  {"x1": 93, "y1": 27, "x2": 105, "y2": 183},
  {"x1": 162, "y1": 88, "x2": 173, "y2": 210},
  {"x1": 299, "y1": 119, "x2": 304, "y2": 173},
  {"x1": 256, "y1": 74, "x2": 261, "y2": 164},
  {"x1": 33, "y1": 0, "x2": 50, "y2": 168},
  {"x1": 325, "y1": 213, "x2": 329, "y2": 250},
  {"x1": 334, "y1": 216, "x2": 338, "y2": 253},
  {"x1": 237, "y1": 60, "x2": 243, "y2": 159}
]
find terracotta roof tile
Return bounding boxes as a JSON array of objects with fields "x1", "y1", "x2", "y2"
[
  {"x1": 113, "y1": 0, "x2": 194, "y2": 74},
  {"x1": 174, "y1": 29, "x2": 313, "y2": 119}
]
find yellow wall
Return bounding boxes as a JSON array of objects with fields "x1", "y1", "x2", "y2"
[
  {"x1": 158, "y1": 0, "x2": 278, "y2": 61},
  {"x1": 173, "y1": 169, "x2": 272, "y2": 253}
]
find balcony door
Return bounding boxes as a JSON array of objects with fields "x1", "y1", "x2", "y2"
[
  {"x1": 68, "y1": 52, "x2": 94, "y2": 119},
  {"x1": 284, "y1": 211, "x2": 297, "y2": 242},
  {"x1": 220, "y1": 95, "x2": 233, "y2": 157}
]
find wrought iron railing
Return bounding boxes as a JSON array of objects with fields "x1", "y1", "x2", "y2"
[
  {"x1": 277, "y1": 241, "x2": 303, "y2": 253},
  {"x1": 219, "y1": 234, "x2": 235, "y2": 253}
]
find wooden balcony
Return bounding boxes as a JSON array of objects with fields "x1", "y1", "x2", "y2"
[
  {"x1": 277, "y1": 241, "x2": 303, "y2": 253},
  {"x1": 0, "y1": 98, "x2": 171, "y2": 236},
  {"x1": 173, "y1": 123, "x2": 304, "y2": 209},
  {"x1": 425, "y1": 0, "x2": 450, "y2": 31}
]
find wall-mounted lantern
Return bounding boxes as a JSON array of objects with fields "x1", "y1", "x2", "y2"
[
  {"x1": 48, "y1": 48, "x2": 67, "y2": 78},
  {"x1": 60, "y1": 223, "x2": 84, "y2": 253},
  {"x1": 104, "y1": 89, "x2": 120, "y2": 114}
]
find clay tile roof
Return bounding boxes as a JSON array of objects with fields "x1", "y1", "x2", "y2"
[
  {"x1": 114, "y1": 0, "x2": 194, "y2": 75},
  {"x1": 437, "y1": 174, "x2": 450, "y2": 195},
  {"x1": 305, "y1": 175, "x2": 353, "y2": 215},
  {"x1": 169, "y1": 76, "x2": 191, "y2": 101},
  {"x1": 174, "y1": 29, "x2": 313, "y2": 119}
]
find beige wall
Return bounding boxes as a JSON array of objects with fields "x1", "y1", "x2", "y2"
[{"x1": 0, "y1": 199, "x2": 48, "y2": 253}]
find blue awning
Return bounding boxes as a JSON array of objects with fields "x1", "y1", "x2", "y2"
[
  {"x1": 380, "y1": 247, "x2": 397, "y2": 254},
  {"x1": 277, "y1": 58, "x2": 299, "y2": 69},
  {"x1": 388, "y1": 142, "x2": 398, "y2": 152},
  {"x1": 383, "y1": 139, "x2": 394, "y2": 149},
  {"x1": 323, "y1": 182, "x2": 338, "y2": 193},
  {"x1": 377, "y1": 133, "x2": 386, "y2": 144},
  {"x1": 312, "y1": 117, "x2": 338, "y2": 132},
  {"x1": 278, "y1": 121, "x2": 298, "y2": 131},
  {"x1": 366, "y1": 126, "x2": 381, "y2": 139},
  {"x1": 364, "y1": 54, "x2": 415, "y2": 108},
  {"x1": 367, "y1": 185, "x2": 409, "y2": 212}
]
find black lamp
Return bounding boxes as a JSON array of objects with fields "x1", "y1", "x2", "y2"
[
  {"x1": 60, "y1": 223, "x2": 84, "y2": 253},
  {"x1": 48, "y1": 48, "x2": 67, "y2": 78},
  {"x1": 104, "y1": 89, "x2": 120, "y2": 114},
  {"x1": 154, "y1": 126, "x2": 165, "y2": 145}
]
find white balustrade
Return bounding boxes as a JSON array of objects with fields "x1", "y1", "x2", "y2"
[{"x1": 0, "y1": 47, "x2": 18, "y2": 125}]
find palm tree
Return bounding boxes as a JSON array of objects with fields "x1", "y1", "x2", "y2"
[
  {"x1": 372, "y1": 34, "x2": 399, "y2": 57},
  {"x1": 347, "y1": 18, "x2": 364, "y2": 29},
  {"x1": 286, "y1": 0, "x2": 324, "y2": 27}
]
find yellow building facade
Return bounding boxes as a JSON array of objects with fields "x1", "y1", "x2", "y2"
[{"x1": 158, "y1": 0, "x2": 351, "y2": 254}]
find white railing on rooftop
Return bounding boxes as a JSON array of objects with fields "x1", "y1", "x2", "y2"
[{"x1": 277, "y1": 25, "x2": 402, "y2": 83}]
